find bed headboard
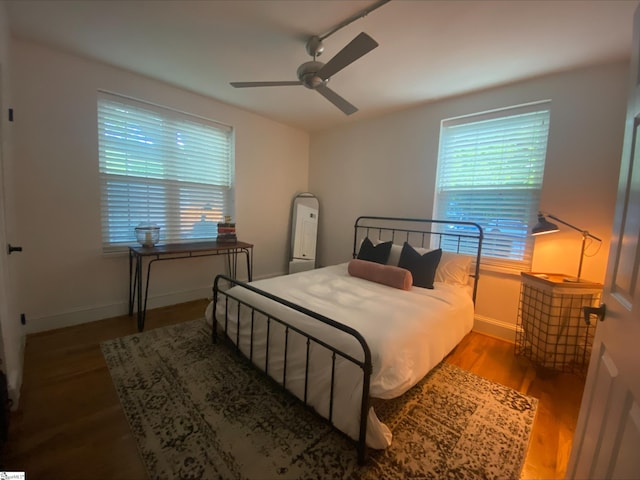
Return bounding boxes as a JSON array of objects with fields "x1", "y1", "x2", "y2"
[{"x1": 353, "y1": 216, "x2": 484, "y2": 302}]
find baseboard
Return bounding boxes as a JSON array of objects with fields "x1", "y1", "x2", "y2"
[
  {"x1": 7, "y1": 336, "x2": 25, "y2": 409},
  {"x1": 25, "y1": 286, "x2": 213, "y2": 334},
  {"x1": 473, "y1": 314, "x2": 517, "y2": 343},
  {"x1": 24, "y1": 271, "x2": 285, "y2": 335}
]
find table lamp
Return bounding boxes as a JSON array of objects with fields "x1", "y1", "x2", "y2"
[{"x1": 531, "y1": 212, "x2": 602, "y2": 281}]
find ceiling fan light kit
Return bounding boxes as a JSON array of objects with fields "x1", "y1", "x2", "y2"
[{"x1": 231, "y1": 1, "x2": 390, "y2": 115}]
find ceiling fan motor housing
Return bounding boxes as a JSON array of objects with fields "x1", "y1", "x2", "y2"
[{"x1": 297, "y1": 61, "x2": 327, "y2": 89}]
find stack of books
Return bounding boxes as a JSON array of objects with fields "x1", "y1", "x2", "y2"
[{"x1": 217, "y1": 217, "x2": 237, "y2": 243}]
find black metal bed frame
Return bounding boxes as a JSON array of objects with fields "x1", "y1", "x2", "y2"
[
  {"x1": 212, "y1": 216, "x2": 483, "y2": 465},
  {"x1": 352, "y1": 216, "x2": 483, "y2": 302}
]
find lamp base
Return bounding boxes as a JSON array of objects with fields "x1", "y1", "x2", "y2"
[{"x1": 562, "y1": 276, "x2": 581, "y2": 283}]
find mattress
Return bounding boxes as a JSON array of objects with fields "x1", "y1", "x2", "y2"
[{"x1": 205, "y1": 262, "x2": 474, "y2": 449}]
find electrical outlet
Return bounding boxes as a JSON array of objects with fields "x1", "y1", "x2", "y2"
[{"x1": 20, "y1": 313, "x2": 25, "y2": 325}]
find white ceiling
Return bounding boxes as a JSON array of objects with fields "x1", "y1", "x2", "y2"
[{"x1": 6, "y1": 0, "x2": 639, "y2": 132}]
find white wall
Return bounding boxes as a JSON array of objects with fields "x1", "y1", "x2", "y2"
[
  {"x1": 309, "y1": 62, "x2": 628, "y2": 340},
  {"x1": 9, "y1": 39, "x2": 309, "y2": 334}
]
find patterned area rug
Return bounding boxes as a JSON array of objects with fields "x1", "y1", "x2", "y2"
[{"x1": 101, "y1": 319, "x2": 537, "y2": 480}]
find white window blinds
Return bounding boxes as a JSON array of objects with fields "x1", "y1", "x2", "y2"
[
  {"x1": 434, "y1": 102, "x2": 550, "y2": 270},
  {"x1": 97, "y1": 91, "x2": 234, "y2": 252}
]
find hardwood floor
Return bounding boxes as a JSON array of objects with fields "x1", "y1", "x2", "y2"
[{"x1": 3, "y1": 300, "x2": 584, "y2": 479}]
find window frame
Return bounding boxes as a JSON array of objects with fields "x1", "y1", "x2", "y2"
[
  {"x1": 97, "y1": 91, "x2": 235, "y2": 253},
  {"x1": 433, "y1": 101, "x2": 551, "y2": 272}
]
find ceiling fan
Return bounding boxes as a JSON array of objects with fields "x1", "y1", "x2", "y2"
[
  {"x1": 230, "y1": 0, "x2": 390, "y2": 116},
  {"x1": 231, "y1": 32, "x2": 378, "y2": 115}
]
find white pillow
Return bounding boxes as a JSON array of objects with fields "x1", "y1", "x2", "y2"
[
  {"x1": 435, "y1": 252, "x2": 472, "y2": 286},
  {"x1": 386, "y1": 244, "x2": 403, "y2": 266}
]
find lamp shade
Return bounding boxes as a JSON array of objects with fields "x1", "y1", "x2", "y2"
[{"x1": 531, "y1": 214, "x2": 559, "y2": 236}]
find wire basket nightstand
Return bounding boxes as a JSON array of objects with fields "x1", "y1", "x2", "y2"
[{"x1": 515, "y1": 272, "x2": 603, "y2": 375}]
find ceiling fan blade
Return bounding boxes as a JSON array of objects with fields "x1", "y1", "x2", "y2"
[
  {"x1": 317, "y1": 32, "x2": 378, "y2": 80},
  {"x1": 230, "y1": 81, "x2": 302, "y2": 88},
  {"x1": 316, "y1": 85, "x2": 358, "y2": 115}
]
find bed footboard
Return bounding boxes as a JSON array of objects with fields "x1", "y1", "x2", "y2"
[{"x1": 212, "y1": 274, "x2": 373, "y2": 464}]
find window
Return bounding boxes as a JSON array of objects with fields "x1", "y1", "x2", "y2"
[
  {"x1": 97, "y1": 92, "x2": 234, "y2": 252},
  {"x1": 433, "y1": 102, "x2": 550, "y2": 271}
]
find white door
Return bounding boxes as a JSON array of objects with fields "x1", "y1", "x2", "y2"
[
  {"x1": 0, "y1": 65, "x2": 11, "y2": 388},
  {"x1": 566, "y1": 6, "x2": 640, "y2": 479},
  {"x1": 0, "y1": 56, "x2": 23, "y2": 405}
]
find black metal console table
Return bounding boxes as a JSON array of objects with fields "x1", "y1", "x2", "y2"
[{"x1": 128, "y1": 240, "x2": 253, "y2": 331}]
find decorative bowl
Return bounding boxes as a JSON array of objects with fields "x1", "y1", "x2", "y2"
[{"x1": 135, "y1": 224, "x2": 160, "y2": 247}]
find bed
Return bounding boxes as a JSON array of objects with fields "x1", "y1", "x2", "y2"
[{"x1": 205, "y1": 216, "x2": 483, "y2": 464}]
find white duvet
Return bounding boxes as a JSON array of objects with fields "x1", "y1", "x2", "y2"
[{"x1": 204, "y1": 263, "x2": 474, "y2": 449}]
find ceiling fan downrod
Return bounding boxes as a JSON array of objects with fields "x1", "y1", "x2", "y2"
[
  {"x1": 318, "y1": 0, "x2": 391, "y2": 41},
  {"x1": 307, "y1": 0, "x2": 391, "y2": 60}
]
